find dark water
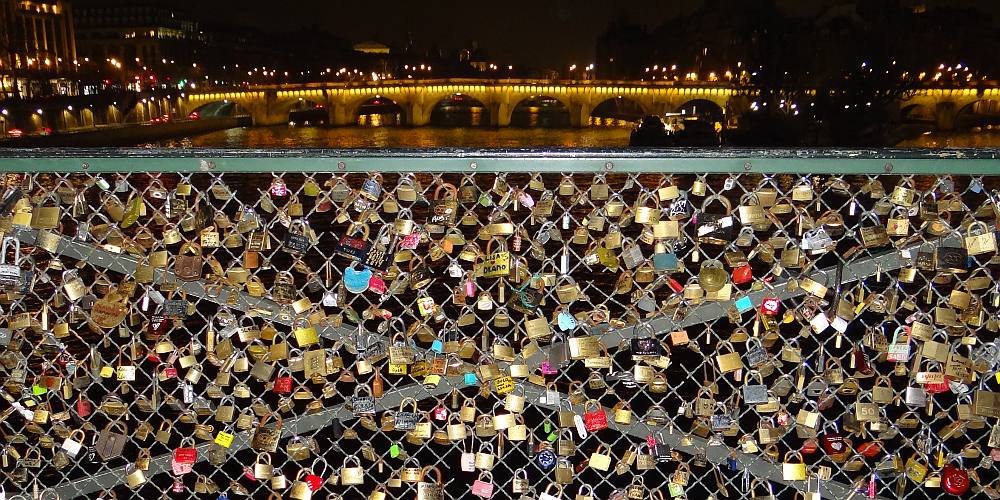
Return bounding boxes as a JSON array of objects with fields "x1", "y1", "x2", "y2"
[{"x1": 154, "y1": 124, "x2": 1000, "y2": 149}]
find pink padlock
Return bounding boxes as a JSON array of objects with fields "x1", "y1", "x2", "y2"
[
  {"x1": 471, "y1": 471, "x2": 494, "y2": 497},
  {"x1": 269, "y1": 178, "x2": 288, "y2": 197},
  {"x1": 465, "y1": 276, "x2": 476, "y2": 297},
  {"x1": 171, "y1": 459, "x2": 193, "y2": 475}
]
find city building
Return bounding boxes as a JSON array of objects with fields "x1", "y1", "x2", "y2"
[
  {"x1": 73, "y1": 0, "x2": 202, "y2": 88},
  {"x1": 0, "y1": 0, "x2": 78, "y2": 98}
]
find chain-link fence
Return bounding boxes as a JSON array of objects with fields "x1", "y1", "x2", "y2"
[{"x1": 0, "y1": 151, "x2": 998, "y2": 500}]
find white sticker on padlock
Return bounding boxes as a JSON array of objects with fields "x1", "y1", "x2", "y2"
[
  {"x1": 62, "y1": 437, "x2": 83, "y2": 457},
  {"x1": 810, "y1": 313, "x2": 831, "y2": 334},
  {"x1": 117, "y1": 365, "x2": 136, "y2": 381},
  {"x1": 830, "y1": 316, "x2": 849, "y2": 333},
  {"x1": 696, "y1": 216, "x2": 732, "y2": 236}
]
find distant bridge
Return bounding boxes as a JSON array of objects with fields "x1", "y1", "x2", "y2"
[{"x1": 178, "y1": 79, "x2": 1000, "y2": 129}]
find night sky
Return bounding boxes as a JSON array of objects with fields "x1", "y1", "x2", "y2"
[{"x1": 192, "y1": 0, "x2": 1000, "y2": 67}]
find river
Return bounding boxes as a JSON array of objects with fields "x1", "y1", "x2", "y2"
[
  {"x1": 154, "y1": 125, "x2": 632, "y2": 148},
  {"x1": 151, "y1": 124, "x2": 1000, "y2": 149}
]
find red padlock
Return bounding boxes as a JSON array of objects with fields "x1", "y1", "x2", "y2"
[
  {"x1": 273, "y1": 375, "x2": 293, "y2": 394},
  {"x1": 304, "y1": 473, "x2": 324, "y2": 491},
  {"x1": 582, "y1": 400, "x2": 608, "y2": 432},
  {"x1": 800, "y1": 438, "x2": 819, "y2": 455},
  {"x1": 760, "y1": 297, "x2": 780, "y2": 316},
  {"x1": 857, "y1": 441, "x2": 882, "y2": 458},
  {"x1": 924, "y1": 380, "x2": 950, "y2": 394},
  {"x1": 432, "y1": 406, "x2": 449, "y2": 421},
  {"x1": 75, "y1": 396, "x2": 93, "y2": 417},
  {"x1": 853, "y1": 346, "x2": 873, "y2": 376},
  {"x1": 148, "y1": 314, "x2": 169, "y2": 339},
  {"x1": 732, "y1": 264, "x2": 753, "y2": 285},
  {"x1": 820, "y1": 422, "x2": 847, "y2": 456},
  {"x1": 173, "y1": 445, "x2": 197, "y2": 464},
  {"x1": 368, "y1": 275, "x2": 386, "y2": 294},
  {"x1": 942, "y1": 461, "x2": 970, "y2": 495}
]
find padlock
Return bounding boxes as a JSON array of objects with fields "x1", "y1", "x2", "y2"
[
  {"x1": 417, "y1": 466, "x2": 444, "y2": 500},
  {"x1": 471, "y1": 471, "x2": 494, "y2": 498},
  {"x1": 290, "y1": 469, "x2": 314, "y2": 500},
  {"x1": 340, "y1": 456, "x2": 365, "y2": 485}
]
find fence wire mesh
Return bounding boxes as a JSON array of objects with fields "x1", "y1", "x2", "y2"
[{"x1": 0, "y1": 163, "x2": 997, "y2": 500}]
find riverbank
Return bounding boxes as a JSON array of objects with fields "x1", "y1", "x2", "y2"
[{"x1": 0, "y1": 117, "x2": 245, "y2": 147}]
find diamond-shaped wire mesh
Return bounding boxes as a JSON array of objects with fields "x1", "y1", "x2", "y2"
[{"x1": 0, "y1": 166, "x2": 996, "y2": 500}]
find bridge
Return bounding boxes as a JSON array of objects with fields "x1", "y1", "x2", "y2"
[
  {"x1": 177, "y1": 78, "x2": 1000, "y2": 130},
  {"x1": 181, "y1": 79, "x2": 735, "y2": 128}
]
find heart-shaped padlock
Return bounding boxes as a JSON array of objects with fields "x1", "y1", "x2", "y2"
[
  {"x1": 698, "y1": 259, "x2": 728, "y2": 293},
  {"x1": 942, "y1": 463, "x2": 970, "y2": 495}
]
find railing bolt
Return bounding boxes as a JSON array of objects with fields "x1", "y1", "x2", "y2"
[
  {"x1": 605, "y1": 161, "x2": 614, "y2": 171},
  {"x1": 470, "y1": 161, "x2": 478, "y2": 170},
  {"x1": 884, "y1": 162, "x2": 893, "y2": 173},
  {"x1": 337, "y1": 161, "x2": 346, "y2": 171},
  {"x1": 81, "y1": 162, "x2": 89, "y2": 170},
  {"x1": 744, "y1": 162, "x2": 752, "y2": 171}
]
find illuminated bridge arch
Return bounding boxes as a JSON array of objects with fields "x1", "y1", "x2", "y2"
[
  {"x1": 954, "y1": 99, "x2": 1000, "y2": 129},
  {"x1": 428, "y1": 93, "x2": 491, "y2": 127},
  {"x1": 589, "y1": 97, "x2": 647, "y2": 126},
  {"x1": 510, "y1": 95, "x2": 571, "y2": 128},
  {"x1": 676, "y1": 99, "x2": 725, "y2": 124},
  {"x1": 352, "y1": 96, "x2": 407, "y2": 127},
  {"x1": 190, "y1": 100, "x2": 249, "y2": 118}
]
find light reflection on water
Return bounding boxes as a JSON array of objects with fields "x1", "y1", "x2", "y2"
[
  {"x1": 157, "y1": 125, "x2": 632, "y2": 148},
  {"x1": 896, "y1": 130, "x2": 1000, "y2": 148},
  {"x1": 157, "y1": 123, "x2": 998, "y2": 149}
]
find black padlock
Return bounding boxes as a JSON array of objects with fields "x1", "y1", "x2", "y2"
[{"x1": 331, "y1": 418, "x2": 344, "y2": 439}]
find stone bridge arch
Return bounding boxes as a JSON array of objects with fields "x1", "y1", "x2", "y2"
[
  {"x1": 588, "y1": 96, "x2": 648, "y2": 126},
  {"x1": 180, "y1": 91, "x2": 266, "y2": 124},
  {"x1": 427, "y1": 93, "x2": 492, "y2": 127},
  {"x1": 676, "y1": 98, "x2": 726, "y2": 124},
  {"x1": 954, "y1": 99, "x2": 1000, "y2": 129},
  {"x1": 507, "y1": 94, "x2": 573, "y2": 127}
]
